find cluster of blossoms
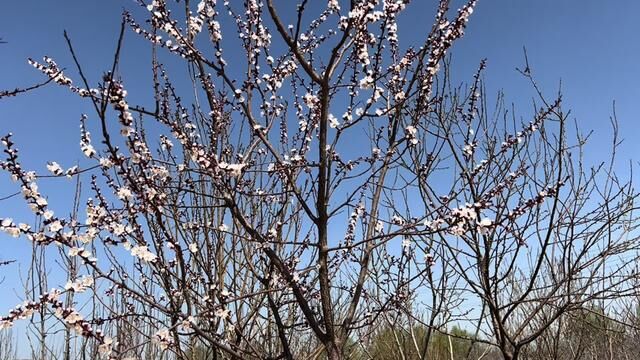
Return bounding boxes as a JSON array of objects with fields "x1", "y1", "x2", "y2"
[
  {"x1": 300, "y1": 92, "x2": 320, "y2": 132},
  {"x1": 507, "y1": 180, "x2": 566, "y2": 220},
  {"x1": 471, "y1": 100, "x2": 559, "y2": 177},
  {"x1": 500, "y1": 113, "x2": 544, "y2": 150},
  {"x1": 188, "y1": 11, "x2": 205, "y2": 38},
  {"x1": 1, "y1": 289, "x2": 116, "y2": 357},
  {"x1": 46, "y1": 161, "x2": 63, "y2": 176},
  {"x1": 200, "y1": 2, "x2": 222, "y2": 42},
  {"x1": 28, "y1": 57, "x2": 97, "y2": 98},
  {"x1": 28, "y1": 57, "x2": 73, "y2": 87},
  {"x1": 420, "y1": 1, "x2": 477, "y2": 100},
  {"x1": 84, "y1": 199, "x2": 108, "y2": 236},
  {"x1": 479, "y1": 167, "x2": 529, "y2": 203},
  {"x1": 0, "y1": 132, "x2": 104, "y2": 249},
  {"x1": 346, "y1": 3, "x2": 380, "y2": 67},
  {"x1": 196, "y1": 286, "x2": 236, "y2": 332},
  {"x1": 423, "y1": 199, "x2": 494, "y2": 238},
  {"x1": 180, "y1": 315, "x2": 196, "y2": 332},
  {"x1": 46, "y1": 161, "x2": 78, "y2": 178},
  {"x1": 462, "y1": 141, "x2": 477, "y2": 158},
  {"x1": 130, "y1": 0, "x2": 217, "y2": 60},
  {"x1": 344, "y1": 203, "x2": 365, "y2": 245},
  {"x1": 328, "y1": 114, "x2": 340, "y2": 129},
  {"x1": 239, "y1": 0, "x2": 272, "y2": 50},
  {"x1": 382, "y1": 0, "x2": 407, "y2": 46},
  {"x1": 106, "y1": 80, "x2": 135, "y2": 137},
  {"x1": 64, "y1": 275, "x2": 94, "y2": 293},
  {"x1": 0, "y1": 218, "x2": 29, "y2": 238},
  {"x1": 1, "y1": 136, "x2": 48, "y2": 213},
  {"x1": 462, "y1": 60, "x2": 487, "y2": 123},
  {"x1": 261, "y1": 58, "x2": 298, "y2": 92},
  {"x1": 68, "y1": 245, "x2": 93, "y2": 258},
  {"x1": 422, "y1": 167, "x2": 565, "y2": 242},
  {"x1": 152, "y1": 108, "x2": 250, "y2": 180},
  {"x1": 0, "y1": 135, "x2": 83, "y2": 245},
  {"x1": 359, "y1": 71, "x2": 375, "y2": 89},
  {"x1": 126, "y1": 11, "x2": 186, "y2": 56},
  {"x1": 79, "y1": 115, "x2": 97, "y2": 158},
  {"x1": 129, "y1": 244, "x2": 158, "y2": 262},
  {"x1": 218, "y1": 162, "x2": 246, "y2": 177}
]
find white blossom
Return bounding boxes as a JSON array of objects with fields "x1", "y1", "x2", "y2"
[
  {"x1": 99, "y1": 157, "x2": 113, "y2": 168},
  {"x1": 405, "y1": 125, "x2": 419, "y2": 146},
  {"x1": 64, "y1": 275, "x2": 93, "y2": 292},
  {"x1": 153, "y1": 328, "x2": 173, "y2": 350},
  {"x1": 303, "y1": 93, "x2": 318, "y2": 109},
  {"x1": 68, "y1": 247, "x2": 83, "y2": 257},
  {"x1": 375, "y1": 220, "x2": 384, "y2": 233},
  {"x1": 46, "y1": 162, "x2": 63, "y2": 176},
  {"x1": 328, "y1": 114, "x2": 340, "y2": 128},
  {"x1": 117, "y1": 187, "x2": 134, "y2": 201},
  {"x1": 215, "y1": 308, "x2": 231, "y2": 319},
  {"x1": 81, "y1": 143, "x2": 96, "y2": 158},
  {"x1": 49, "y1": 220, "x2": 63, "y2": 233},
  {"x1": 97, "y1": 337, "x2": 113, "y2": 355},
  {"x1": 130, "y1": 245, "x2": 157, "y2": 262},
  {"x1": 218, "y1": 162, "x2": 245, "y2": 177}
]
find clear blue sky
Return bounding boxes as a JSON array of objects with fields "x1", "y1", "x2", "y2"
[{"x1": 0, "y1": 0, "x2": 639, "y2": 350}]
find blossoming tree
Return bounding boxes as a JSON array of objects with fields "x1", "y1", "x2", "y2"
[{"x1": 1, "y1": 1, "x2": 639, "y2": 360}]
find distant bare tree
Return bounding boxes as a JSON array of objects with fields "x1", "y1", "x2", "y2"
[{"x1": 0, "y1": 328, "x2": 17, "y2": 359}]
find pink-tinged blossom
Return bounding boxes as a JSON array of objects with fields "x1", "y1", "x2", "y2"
[
  {"x1": 153, "y1": 328, "x2": 174, "y2": 350},
  {"x1": 97, "y1": 336, "x2": 113, "y2": 355},
  {"x1": 215, "y1": 308, "x2": 231, "y2": 319}
]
